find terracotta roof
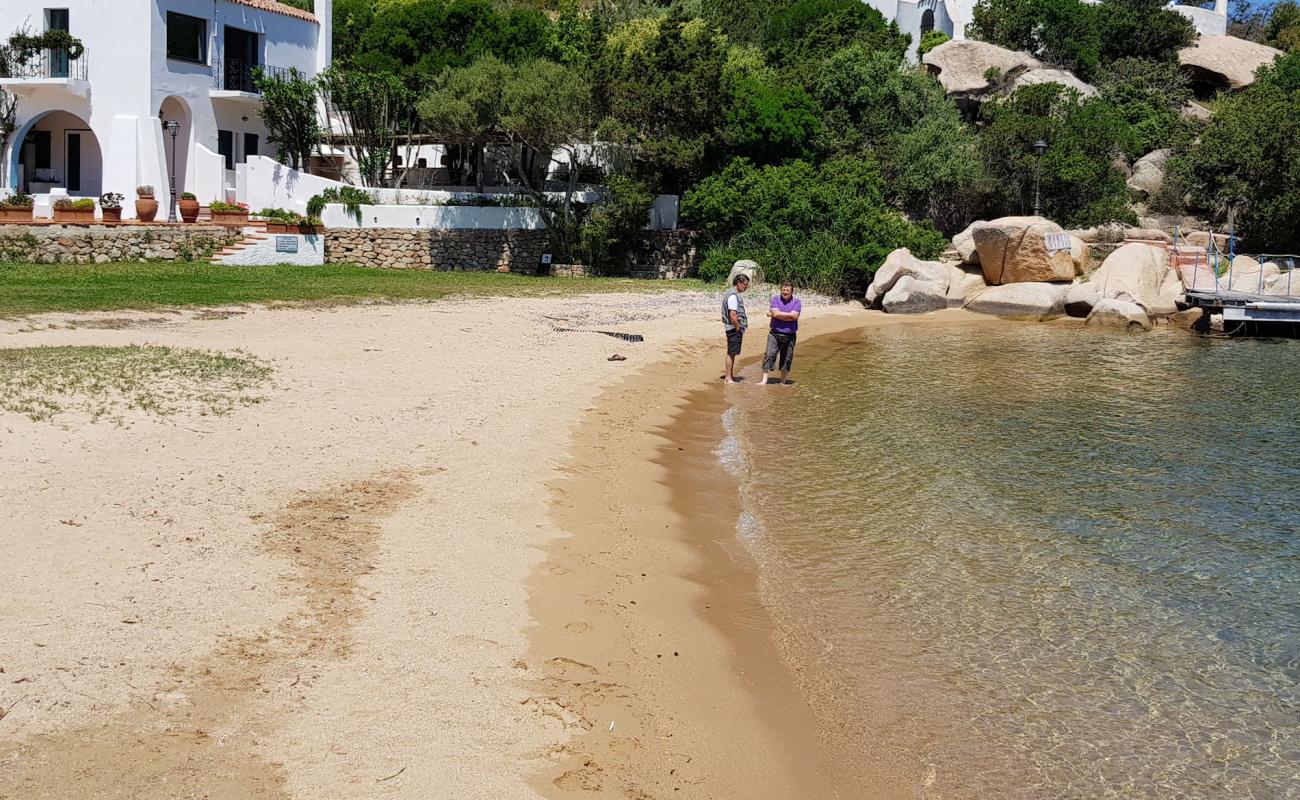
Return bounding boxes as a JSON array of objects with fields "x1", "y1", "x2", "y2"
[{"x1": 226, "y1": 0, "x2": 317, "y2": 23}]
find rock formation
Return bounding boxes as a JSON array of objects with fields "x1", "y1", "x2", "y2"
[
  {"x1": 973, "y1": 216, "x2": 1078, "y2": 284},
  {"x1": 964, "y1": 282, "x2": 1068, "y2": 321},
  {"x1": 1085, "y1": 298, "x2": 1154, "y2": 331},
  {"x1": 1178, "y1": 35, "x2": 1284, "y2": 92}
]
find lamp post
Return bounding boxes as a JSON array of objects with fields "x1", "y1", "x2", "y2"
[
  {"x1": 1032, "y1": 139, "x2": 1048, "y2": 217},
  {"x1": 164, "y1": 120, "x2": 181, "y2": 222}
]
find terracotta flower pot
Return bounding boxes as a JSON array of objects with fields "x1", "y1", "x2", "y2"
[
  {"x1": 211, "y1": 210, "x2": 250, "y2": 227},
  {"x1": 0, "y1": 207, "x2": 34, "y2": 223},
  {"x1": 102, "y1": 207, "x2": 123, "y2": 223},
  {"x1": 53, "y1": 208, "x2": 95, "y2": 223},
  {"x1": 136, "y1": 197, "x2": 159, "y2": 223},
  {"x1": 178, "y1": 198, "x2": 200, "y2": 223}
]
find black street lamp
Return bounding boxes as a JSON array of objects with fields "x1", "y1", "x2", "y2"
[
  {"x1": 164, "y1": 119, "x2": 181, "y2": 222},
  {"x1": 1032, "y1": 139, "x2": 1048, "y2": 217}
]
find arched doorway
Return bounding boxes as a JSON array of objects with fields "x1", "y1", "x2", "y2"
[
  {"x1": 158, "y1": 96, "x2": 193, "y2": 199},
  {"x1": 9, "y1": 110, "x2": 103, "y2": 197},
  {"x1": 921, "y1": 8, "x2": 936, "y2": 36}
]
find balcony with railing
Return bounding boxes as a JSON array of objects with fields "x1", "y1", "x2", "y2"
[
  {"x1": 211, "y1": 59, "x2": 291, "y2": 98},
  {"x1": 0, "y1": 47, "x2": 89, "y2": 95}
]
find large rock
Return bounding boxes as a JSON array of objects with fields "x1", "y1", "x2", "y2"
[
  {"x1": 729, "y1": 259, "x2": 763, "y2": 285},
  {"x1": 973, "y1": 216, "x2": 1077, "y2": 285},
  {"x1": 1085, "y1": 298, "x2": 1154, "y2": 332},
  {"x1": 922, "y1": 40, "x2": 1041, "y2": 96},
  {"x1": 1261, "y1": 263, "x2": 1298, "y2": 297},
  {"x1": 952, "y1": 221, "x2": 982, "y2": 265},
  {"x1": 1011, "y1": 68, "x2": 1099, "y2": 98},
  {"x1": 865, "y1": 248, "x2": 950, "y2": 307},
  {"x1": 1178, "y1": 36, "x2": 1283, "y2": 91},
  {"x1": 1063, "y1": 282, "x2": 1101, "y2": 318},
  {"x1": 1127, "y1": 149, "x2": 1170, "y2": 198},
  {"x1": 964, "y1": 282, "x2": 1068, "y2": 321},
  {"x1": 883, "y1": 275, "x2": 950, "y2": 314},
  {"x1": 1087, "y1": 243, "x2": 1179, "y2": 316},
  {"x1": 1069, "y1": 234, "x2": 1089, "y2": 275},
  {"x1": 1220, "y1": 256, "x2": 1283, "y2": 294},
  {"x1": 1181, "y1": 101, "x2": 1213, "y2": 123},
  {"x1": 945, "y1": 264, "x2": 988, "y2": 306}
]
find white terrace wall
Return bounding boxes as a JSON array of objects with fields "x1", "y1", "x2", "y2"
[{"x1": 321, "y1": 203, "x2": 544, "y2": 230}]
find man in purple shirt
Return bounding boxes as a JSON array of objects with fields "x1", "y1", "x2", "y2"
[{"x1": 762, "y1": 282, "x2": 801, "y2": 385}]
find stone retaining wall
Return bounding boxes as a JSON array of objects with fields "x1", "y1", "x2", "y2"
[
  {"x1": 0, "y1": 225, "x2": 240, "y2": 264},
  {"x1": 325, "y1": 228, "x2": 700, "y2": 277},
  {"x1": 325, "y1": 229, "x2": 550, "y2": 272}
]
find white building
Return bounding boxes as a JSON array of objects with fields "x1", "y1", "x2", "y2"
[
  {"x1": 0, "y1": 0, "x2": 332, "y2": 217},
  {"x1": 869, "y1": 0, "x2": 1229, "y2": 61}
]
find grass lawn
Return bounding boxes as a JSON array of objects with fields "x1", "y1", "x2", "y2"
[{"x1": 0, "y1": 261, "x2": 708, "y2": 317}]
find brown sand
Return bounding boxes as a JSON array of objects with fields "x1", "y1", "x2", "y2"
[{"x1": 0, "y1": 293, "x2": 968, "y2": 798}]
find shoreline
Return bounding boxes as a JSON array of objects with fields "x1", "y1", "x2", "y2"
[{"x1": 527, "y1": 306, "x2": 979, "y2": 797}]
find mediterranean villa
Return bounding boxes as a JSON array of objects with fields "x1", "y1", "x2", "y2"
[
  {"x1": 0, "y1": 0, "x2": 332, "y2": 217},
  {"x1": 0, "y1": 0, "x2": 1226, "y2": 215},
  {"x1": 879, "y1": 0, "x2": 1228, "y2": 58}
]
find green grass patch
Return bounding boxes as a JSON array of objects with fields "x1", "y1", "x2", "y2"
[
  {"x1": 0, "y1": 345, "x2": 273, "y2": 423},
  {"x1": 0, "y1": 261, "x2": 706, "y2": 317}
]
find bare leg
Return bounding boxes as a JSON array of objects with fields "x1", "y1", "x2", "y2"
[
  {"x1": 780, "y1": 370, "x2": 789, "y2": 383},
  {"x1": 761, "y1": 371, "x2": 770, "y2": 385},
  {"x1": 725, "y1": 353, "x2": 737, "y2": 383}
]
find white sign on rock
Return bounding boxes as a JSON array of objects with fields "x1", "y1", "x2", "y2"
[{"x1": 1045, "y1": 233, "x2": 1072, "y2": 253}]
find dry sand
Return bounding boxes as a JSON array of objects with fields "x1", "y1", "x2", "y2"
[{"x1": 0, "y1": 291, "x2": 962, "y2": 798}]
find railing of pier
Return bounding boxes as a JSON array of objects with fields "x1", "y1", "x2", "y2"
[{"x1": 1172, "y1": 227, "x2": 1300, "y2": 298}]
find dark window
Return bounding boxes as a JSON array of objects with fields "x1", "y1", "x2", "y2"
[
  {"x1": 920, "y1": 9, "x2": 935, "y2": 36},
  {"x1": 33, "y1": 130, "x2": 52, "y2": 169},
  {"x1": 243, "y1": 133, "x2": 259, "y2": 162},
  {"x1": 217, "y1": 130, "x2": 234, "y2": 170},
  {"x1": 167, "y1": 12, "x2": 207, "y2": 63}
]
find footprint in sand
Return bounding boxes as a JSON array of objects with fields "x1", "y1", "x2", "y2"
[{"x1": 564, "y1": 621, "x2": 592, "y2": 634}]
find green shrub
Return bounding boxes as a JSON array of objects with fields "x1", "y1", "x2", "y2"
[
  {"x1": 53, "y1": 198, "x2": 95, "y2": 211},
  {"x1": 683, "y1": 156, "x2": 945, "y2": 294},
  {"x1": 576, "y1": 176, "x2": 654, "y2": 275},
  {"x1": 306, "y1": 186, "x2": 374, "y2": 224},
  {"x1": 0, "y1": 193, "x2": 34, "y2": 208},
  {"x1": 209, "y1": 201, "x2": 243, "y2": 213},
  {"x1": 918, "y1": 30, "x2": 950, "y2": 56},
  {"x1": 180, "y1": 192, "x2": 197, "y2": 200}
]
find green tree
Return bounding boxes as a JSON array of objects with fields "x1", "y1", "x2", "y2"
[
  {"x1": 577, "y1": 175, "x2": 655, "y2": 274},
  {"x1": 1267, "y1": 0, "x2": 1300, "y2": 50},
  {"x1": 1094, "y1": 0, "x2": 1196, "y2": 65},
  {"x1": 977, "y1": 83, "x2": 1135, "y2": 226},
  {"x1": 682, "y1": 157, "x2": 946, "y2": 293},
  {"x1": 918, "y1": 30, "x2": 950, "y2": 56},
  {"x1": 765, "y1": 0, "x2": 909, "y2": 83},
  {"x1": 1095, "y1": 57, "x2": 1195, "y2": 157},
  {"x1": 255, "y1": 67, "x2": 323, "y2": 171},
  {"x1": 593, "y1": 10, "x2": 729, "y2": 192},
  {"x1": 718, "y1": 75, "x2": 821, "y2": 165},
  {"x1": 969, "y1": 0, "x2": 1101, "y2": 77},
  {"x1": 500, "y1": 58, "x2": 598, "y2": 260},
  {"x1": 1178, "y1": 50, "x2": 1300, "y2": 250},
  {"x1": 318, "y1": 68, "x2": 416, "y2": 187},
  {"x1": 418, "y1": 55, "x2": 512, "y2": 192}
]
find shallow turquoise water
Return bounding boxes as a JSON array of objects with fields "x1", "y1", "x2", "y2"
[{"x1": 727, "y1": 320, "x2": 1299, "y2": 799}]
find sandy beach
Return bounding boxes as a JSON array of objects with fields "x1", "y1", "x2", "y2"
[{"x1": 0, "y1": 290, "x2": 956, "y2": 798}]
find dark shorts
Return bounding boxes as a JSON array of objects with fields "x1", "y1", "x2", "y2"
[
  {"x1": 763, "y1": 331, "x2": 796, "y2": 372},
  {"x1": 726, "y1": 328, "x2": 744, "y2": 356}
]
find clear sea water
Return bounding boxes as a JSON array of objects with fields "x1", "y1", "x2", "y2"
[{"x1": 724, "y1": 320, "x2": 1300, "y2": 799}]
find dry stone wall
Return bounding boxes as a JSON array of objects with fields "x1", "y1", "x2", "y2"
[
  {"x1": 0, "y1": 225, "x2": 239, "y2": 264},
  {"x1": 325, "y1": 228, "x2": 700, "y2": 278},
  {"x1": 326, "y1": 229, "x2": 550, "y2": 272}
]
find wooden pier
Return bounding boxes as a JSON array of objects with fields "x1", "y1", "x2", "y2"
[{"x1": 1183, "y1": 289, "x2": 1300, "y2": 336}]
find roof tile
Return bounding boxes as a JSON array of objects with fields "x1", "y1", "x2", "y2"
[{"x1": 226, "y1": 0, "x2": 317, "y2": 23}]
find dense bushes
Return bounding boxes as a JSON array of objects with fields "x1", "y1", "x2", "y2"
[{"x1": 683, "y1": 158, "x2": 946, "y2": 293}]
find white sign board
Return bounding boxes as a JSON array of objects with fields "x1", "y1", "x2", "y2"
[
  {"x1": 275, "y1": 236, "x2": 299, "y2": 254},
  {"x1": 1044, "y1": 233, "x2": 1071, "y2": 253},
  {"x1": 540, "y1": 253, "x2": 553, "y2": 265}
]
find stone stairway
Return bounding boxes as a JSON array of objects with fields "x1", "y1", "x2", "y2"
[{"x1": 208, "y1": 225, "x2": 271, "y2": 265}]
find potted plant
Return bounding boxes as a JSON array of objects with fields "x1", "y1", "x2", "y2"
[
  {"x1": 0, "y1": 193, "x2": 35, "y2": 223},
  {"x1": 178, "y1": 192, "x2": 200, "y2": 223},
  {"x1": 256, "y1": 208, "x2": 322, "y2": 234},
  {"x1": 99, "y1": 192, "x2": 125, "y2": 223},
  {"x1": 53, "y1": 197, "x2": 96, "y2": 223},
  {"x1": 136, "y1": 186, "x2": 158, "y2": 223},
  {"x1": 209, "y1": 200, "x2": 250, "y2": 226}
]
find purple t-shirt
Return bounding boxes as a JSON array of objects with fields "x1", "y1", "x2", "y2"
[{"x1": 770, "y1": 296, "x2": 801, "y2": 335}]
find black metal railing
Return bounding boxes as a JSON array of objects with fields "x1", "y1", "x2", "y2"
[
  {"x1": 1, "y1": 47, "x2": 88, "y2": 80},
  {"x1": 213, "y1": 59, "x2": 291, "y2": 93}
]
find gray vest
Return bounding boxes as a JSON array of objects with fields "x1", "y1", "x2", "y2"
[{"x1": 722, "y1": 287, "x2": 748, "y2": 331}]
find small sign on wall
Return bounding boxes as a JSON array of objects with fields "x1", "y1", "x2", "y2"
[
  {"x1": 275, "y1": 236, "x2": 299, "y2": 254},
  {"x1": 540, "y1": 253, "x2": 553, "y2": 265}
]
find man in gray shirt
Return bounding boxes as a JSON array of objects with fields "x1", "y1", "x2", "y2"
[{"x1": 722, "y1": 273, "x2": 750, "y2": 383}]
